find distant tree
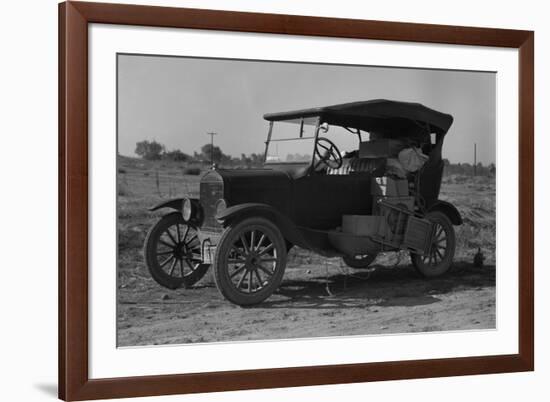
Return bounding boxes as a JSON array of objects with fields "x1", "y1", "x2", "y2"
[
  {"x1": 460, "y1": 162, "x2": 473, "y2": 176},
  {"x1": 442, "y1": 160, "x2": 495, "y2": 177},
  {"x1": 442, "y1": 158, "x2": 451, "y2": 175},
  {"x1": 249, "y1": 153, "x2": 264, "y2": 167},
  {"x1": 164, "y1": 149, "x2": 190, "y2": 162},
  {"x1": 201, "y1": 143, "x2": 224, "y2": 164},
  {"x1": 475, "y1": 162, "x2": 484, "y2": 176},
  {"x1": 135, "y1": 140, "x2": 164, "y2": 160}
]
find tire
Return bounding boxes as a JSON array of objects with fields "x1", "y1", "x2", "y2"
[
  {"x1": 410, "y1": 211, "x2": 456, "y2": 278},
  {"x1": 144, "y1": 212, "x2": 210, "y2": 289},
  {"x1": 342, "y1": 254, "x2": 377, "y2": 269},
  {"x1": 213, "y1": 217, "x2": 287, "y2": 306}
]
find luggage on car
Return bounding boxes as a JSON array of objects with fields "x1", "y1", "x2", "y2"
[
  {"x1": 359, "y1": 138, "x2": 407, "y2": 158},
  {"x1": 371, "y1": 176, "x2": 409, "y2": 196}
]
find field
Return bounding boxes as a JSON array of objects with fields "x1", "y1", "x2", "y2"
[{"x1": 117, "y1": 156, "x2": 496, "y2": 346}]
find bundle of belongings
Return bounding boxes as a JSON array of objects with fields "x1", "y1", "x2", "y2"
[
  {"x1": 360, "y1": 138, "x2": 429, "y2": 214},
  {"x1": 359, "y1": 138, "x2": 429, "y2": 178}
]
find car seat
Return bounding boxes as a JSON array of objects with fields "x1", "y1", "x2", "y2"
[{"x1": 326, "y1": 157, "x2": 385, "y2": 175}]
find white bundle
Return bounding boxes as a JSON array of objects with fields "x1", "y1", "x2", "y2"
[{"x1": 398, "y1": 147, "x2": 429, "y2": 172}]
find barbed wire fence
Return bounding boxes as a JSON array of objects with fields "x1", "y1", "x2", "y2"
[{"x1": 118, "y1": 166, "x2": 202, "y2": 199}]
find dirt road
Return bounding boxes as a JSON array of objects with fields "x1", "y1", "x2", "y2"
[{"x1": 117, "y1": 254, "x2": 495, "y2": 346}]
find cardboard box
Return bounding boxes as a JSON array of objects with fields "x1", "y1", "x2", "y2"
[
  {"x1": 373, "y1": 195, "x2": 415, "y2": 215},
  {"x1": 359, "y1": 139, "x2": 406, "y2": 158},
  {"x1": 371, "y1": 177, "x2": 409, "y2": 196},
  {"x1": 342, "y1": 215, "x2": 381, "y2": 236}
]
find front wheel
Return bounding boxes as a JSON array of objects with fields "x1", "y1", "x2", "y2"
[
  {"x1": 144, "y1": 212, "x2": 210, "y2": 289},
  {"x1": 410, "y1": 211, "x2": 456, "y2": 277},
  {"x1": 213, "y1": 217, "x2": 287, "y2": 306}
]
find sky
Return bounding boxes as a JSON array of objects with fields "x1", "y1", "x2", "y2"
[{"x1": 118, "y1": 54, "x2": 496, "y2": 164}]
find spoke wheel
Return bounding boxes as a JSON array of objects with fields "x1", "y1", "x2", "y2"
[
  {"x1": 213, "y1": 217, "x2": 287, "y2": 306},
  {"x1": 410, "y1": 211, "x2": 456, "y2": 278},
  {"x1": 343, "y1": 253, "x2": 378, "y2": 269},
  {"x1": 144, "y1": 212, "x2": 210, "y2": 289}
]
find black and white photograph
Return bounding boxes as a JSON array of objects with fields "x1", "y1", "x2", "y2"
[
  {"x1": 116, "y1": 54, "x2": 496, "y2": 347},
  {"x1": 3, "y1": 0, "x2": 545, "y2": 400}
]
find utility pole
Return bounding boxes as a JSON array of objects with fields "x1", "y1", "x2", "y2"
[
  {"x1": 206, "y1": 132, "x2": 218, "y2": 169},
  {"x1": 474, "y1": 143, "x2": 477, "y2": 176}
]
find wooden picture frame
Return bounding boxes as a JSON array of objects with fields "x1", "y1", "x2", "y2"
[{"x1": 59, "y1": 1, "x2": 534, "y2": 400}]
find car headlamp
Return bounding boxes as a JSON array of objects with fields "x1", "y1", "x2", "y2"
[
  {"x1": 215, "y1": 199, "x2": 227, "y2": 217},
  {"x1": 182, "y1": 198, "x2": 193, "y2": 221}
]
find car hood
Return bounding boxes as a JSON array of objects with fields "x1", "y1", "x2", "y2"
[{"x1": 204, "y1": 168, "x2": 292, "y2": 214}]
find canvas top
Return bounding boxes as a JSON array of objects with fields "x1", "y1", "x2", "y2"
[{"x1": 263, "y1": 99, "x2": 454, "y2": 137}]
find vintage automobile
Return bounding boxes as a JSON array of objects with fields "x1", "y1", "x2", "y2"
[{"x1": 144, "y1": 99, "x2": 462, "y2": 306}]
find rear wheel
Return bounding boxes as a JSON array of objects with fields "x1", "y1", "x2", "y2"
[
  {"x1": 213, "y1": 217, "x2": 287, "y2": 306},
  {"x1": 342, "y1": 254, "x2": 377, "y2": 269},
  {"x1": 410, "y1": 211, "x2": 456, "y2": 277},
  {"x1": 144, "y1": 212, "x2": 210, "y2": 289}
]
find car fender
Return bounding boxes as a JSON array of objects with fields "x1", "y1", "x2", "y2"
[
  {"x1": 148, "y1": 198, "x2": 203, "y2": 224},
  {"x1": 148, "y1": 198, "x2": 185, "y2": 212},
  {"x1": 217, "y1": 203, "x2": 305, "y2": 246},
  {"x1": 427, "y1": 200, "x2": 462, "y2": 225}
]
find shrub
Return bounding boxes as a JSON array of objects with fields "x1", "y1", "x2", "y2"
[
  {"x1": 183, "y1": 167, "x2": 201, "y2": 175},
  {"x1": 164, "y1": 149, "x2": 190, "y2": 162}
]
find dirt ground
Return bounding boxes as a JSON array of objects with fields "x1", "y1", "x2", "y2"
[
  {"x1": 118, "y1": 258, "x2": 495, "y2": 346},
  {"x1": 117, "y1": 157, "x2": 496, "y2": 346}
]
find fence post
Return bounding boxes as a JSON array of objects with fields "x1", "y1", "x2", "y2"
[{"x1": 155, "y1": 170, "x2": 161, "y2": 197}]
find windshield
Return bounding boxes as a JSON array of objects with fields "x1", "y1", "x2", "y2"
[
  {"x1": 264, "y1": 119, "x2": 366, "y2": 165},
  {"x1": 265, "y1": 119, "x2": 318, "y2": 164}
]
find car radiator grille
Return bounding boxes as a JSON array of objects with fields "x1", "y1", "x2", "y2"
[{"x1": 200, "y1": 181, "x2": 223, "y2": 231}]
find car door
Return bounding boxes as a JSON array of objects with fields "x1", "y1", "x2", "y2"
[{"x1": 292, "y1": 173, "x2": 372, "y2": 230}]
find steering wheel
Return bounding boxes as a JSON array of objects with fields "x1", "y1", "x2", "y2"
[{"x1": 314, "y1": 137, "x2": 343, "y2": 170}]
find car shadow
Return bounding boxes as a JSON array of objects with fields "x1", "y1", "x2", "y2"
[{"x1": 256, "y1": 262, "x2": 495, "y2": 310}]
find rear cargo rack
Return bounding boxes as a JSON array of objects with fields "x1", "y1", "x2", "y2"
[{"x1": 372, "y1": 201, "x2": 434, "y2": 255}]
